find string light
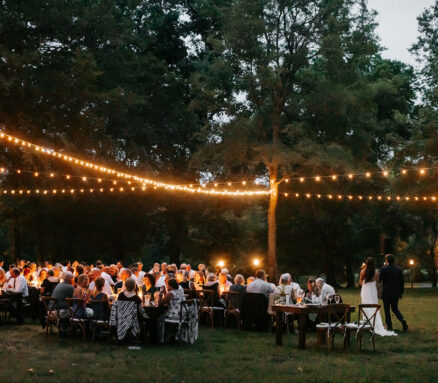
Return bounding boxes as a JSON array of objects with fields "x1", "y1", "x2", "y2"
[
  {"x1": 0, "y1": 131, "x2": 270, "y2": 197},
  {"x1": 0, "y1": 130, "x2": 435, "y2": 196},
  {"x1": 281, "y1": 192, "x2": 438, "y2": 203}
]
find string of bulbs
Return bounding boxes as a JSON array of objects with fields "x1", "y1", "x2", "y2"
[{"x1": 0, "y1": 130, "x2": 436, "y2": 198}]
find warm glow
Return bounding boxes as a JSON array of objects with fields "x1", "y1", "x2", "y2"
[
  {"x1": 218, "y1": 260, "x2": 225, "y2": 268},
  {"x1": 253, "y1": 258, "x2": 260, "y2": 266},
  {"x1": 366, "y1": 172, "x2": 371, "y2": 178},
  {"x1": 409, "y1": 259, "x2": 414, "y2": 266}
]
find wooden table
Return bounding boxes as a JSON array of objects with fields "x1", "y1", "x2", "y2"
[{"x1": 272, "y1": 304, "x2": 356, "y2": 349}]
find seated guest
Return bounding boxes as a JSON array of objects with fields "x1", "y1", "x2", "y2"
[
  {"x1": 51, "y1": 272, "x2": 75, "y2": 310},
  {"x1": 175, "y1": 270, "x2": 184, "y2": 284},
  {"x1": 246, "y1": 270, "x2": 275, "y2": 297},
  {"x1": 276, "y1": 273, "x2": 294, "y2": 296},
  {"x1": 4, "y1": 267, "x2": 29, "y2": 299},
  {"x1": 179, "y1": 271, "x2": 195, "y2": 290},
  {"x1": 142, "y1": 273, "x2": 157, "y2": 295},
  {"x1": 290, "y1": 275, "x2": 304, "y2": 296},
  {"x1": 37, "y1": 269, "x2": 48, "y2": 286},
  {"x1": 72, "y1": 274, "x2": 89, "y2": 319},
  {"x1": 109, "y1": 265, "x2": 118, "y2": 283},
  {"x1": 194, "y1": 271, "x2": 205, "y2": 290},
  {"x1": 117, "y1": 278, "x2": 147, "y2": 320},
  {"x1": 89, "y1": 269, "x2": 113, "y2": 296},
  {"x1": 51, "y1": 272, "x2": 75, "y2": 333},
  {"x1": 315, "y1": 278, "x2": 336, "y2": 303},
  {"x1": 230, "y1": 274, "x2": 246, "y2": 296},
  {"x1": 40, "y1": 269, "x2": 59, "y2": 297},
  {"x1": 305, "y1": 277, "x2": 316, "y2": 299},
  {"x1": 246, "y1": 276, "x2": 255, "y2": 285},
  {"x1": 203, "y1": 273, "x2": 219, "y2": 294},
  {"x1": 0, "y1": 267, "x2": 6, "y2": 287},
  {"x1": 185, "y1": 264, "x2": 195, "y2": 280},
  {"x1": 114, "y1": 268, "x2": 133, "y2": 291},
  {"x1": 89, "y1": 277, "x2": 109, "y2": 320},
  {"x1": 218, "y1": 271, "x2": 232, "y2": 295},
  {"x1": 73, "y1": 274, "x2": 89, "y2": 300},
  {"x1": 155, "y1": 268, "x2": 167, "y2": 288},
  {"x1": 101, "y1": 266, "x2": 115, "y2": 287},
  {"x1": 74, "y1": 264, "x2": 84, "y2": 284},
  {"x1": 157, "y1": 278, "x2": 184, "y2": 343}
]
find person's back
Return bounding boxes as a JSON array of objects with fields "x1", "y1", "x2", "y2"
[
  {"x1": 52, "y1": 282, "x2": 74, "y2": 309},
  {"x1": 230, "y1": 284, "x2": 246, "y2": 295},
  {"x1": 246, "y1": 274, "x2": 274, "y2": 297},
  {"x1": 380, "y1": 264, "x2": 404, "y2": 298}
]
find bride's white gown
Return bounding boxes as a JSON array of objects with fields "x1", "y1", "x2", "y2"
[{"x1": 361, "y1": 280, "x2": 397, "y2": 337}]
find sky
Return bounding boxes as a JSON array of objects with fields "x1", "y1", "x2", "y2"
[{"x1": 367, "y1": 0, "x2": 436, "y2": 67}]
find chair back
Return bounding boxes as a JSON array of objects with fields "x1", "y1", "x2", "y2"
[
  {"x1": 241, "y1": 293, "x2": 269, "y2": 331},
  {"x1": 223, "y1": 291, "x2": 242, "y2": 311},
  {"x1": 325, "y1": 303, "x2": 350, "y2": 329},
  {"x1": 90, "y1": 299, "x2": 110, "y2": 321},
  {"x1": 197, "y1": 289, "x2": 218, "y2": 308},
  {"x1": 41, "y1": 297, "x2": 59, "y2": 313},
  {"x1": 184, "y1": 288, "x2": 196, "y2": 299},
  {"x1": 65, "y1": 298, "x2": 86, "y2": 319},
  {"x1": 358, "y1": 304, "x2": 380, "y2": 331}
]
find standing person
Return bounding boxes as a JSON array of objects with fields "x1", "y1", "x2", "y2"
[
  {"x1": 379, "y1": 254, "x2": 408, "y2": 332},
  {"x1": 360, "y1": 257, "x2": 397, "y2": 336}
]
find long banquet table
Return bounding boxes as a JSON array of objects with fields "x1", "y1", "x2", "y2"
[{"x1": 272, "y1": 304, "x2": 356, "y2": 349}]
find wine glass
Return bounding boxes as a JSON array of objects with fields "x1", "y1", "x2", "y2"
[{"x1": 334, "y1": 294, "x2": 340, "y2": 304}]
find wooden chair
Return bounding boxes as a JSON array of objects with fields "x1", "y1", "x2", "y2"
[
  {"x1": 316, "y1": 304, "x2": 350, "y2": 351},
  {"x1": 345, "y1": 304, "x2": 380, "y2": 351},
  {"x1": 197, "y1": 289, "x2": 224, "y2": 328},
  {"x1": 223, "y1": 291, "x2": 242, "y2": 329},
  {"x1": 41, "y1": 297, "x2": 61, "y2": 339},
  {"x1": 65, "y1": 298, "x2": 88, "y2": 341},
  {"x1": 88, "y1": 299, "x2": 111, "y2": 342}
]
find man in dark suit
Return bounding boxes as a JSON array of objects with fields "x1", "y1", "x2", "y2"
[{"x1": 379, "y1": 254, "x2": 408, "y2": 332}]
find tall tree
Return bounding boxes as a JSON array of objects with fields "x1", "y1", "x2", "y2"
[{"x1": 191, "y1": 0, "x2": 392, "y2": 280}]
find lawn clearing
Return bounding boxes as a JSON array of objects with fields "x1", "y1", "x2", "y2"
[{"x1": 1, "y1": 289, "x2": 437, "y2": 383}]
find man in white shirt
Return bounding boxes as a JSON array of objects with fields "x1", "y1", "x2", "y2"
[
  {"x1": 5, "y1": 268, "x2": 29, "y2": 298},
  {"x1": 101, "y1": 266, "x2": 115, "y2": 286},
  {"x1": 315, "y1": 278, "x2": 336, "y2": 302},
  {"x1": 137, "y1": 262, "x2": 145, "y2": 284},
  {"x1": 246, "y1": 270, "x2": 275, "y2": 297}
]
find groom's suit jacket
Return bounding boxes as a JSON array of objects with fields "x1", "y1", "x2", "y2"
[{"x1": 379, "y1": 264, "x2": 404, "y2": 299}]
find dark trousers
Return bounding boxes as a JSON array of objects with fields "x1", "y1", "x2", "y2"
[{"x1": 383, "y1": 296, "x2": 404, "y2": 330}]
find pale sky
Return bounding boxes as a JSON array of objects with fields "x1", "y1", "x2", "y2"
[{"x1": 367, "y1": 0, "x2": 436, "y2": 67}]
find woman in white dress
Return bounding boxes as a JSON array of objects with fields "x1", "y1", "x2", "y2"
[{"x1": 360, "y1": 257, "x2": 397, "y2": 337}]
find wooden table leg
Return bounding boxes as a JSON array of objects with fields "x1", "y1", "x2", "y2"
[
  {"x1": 298, "y1": 313, "x2": 307, "y2": 349},
  {"x1": 275, "y1": 311, "x2": 283, "y2": 346}
]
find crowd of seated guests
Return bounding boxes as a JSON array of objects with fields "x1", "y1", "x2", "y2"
[{"x1": 0, "y1": 257, "x2": 339, "y2": 338}]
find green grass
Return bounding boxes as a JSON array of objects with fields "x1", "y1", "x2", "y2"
[{"x1": 1, "y1": 289, "x2": 437, "y2": 383}]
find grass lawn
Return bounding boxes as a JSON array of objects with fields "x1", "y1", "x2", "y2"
[{"x1": 1, "y1": 289, "x2": 437, "y2": 383}]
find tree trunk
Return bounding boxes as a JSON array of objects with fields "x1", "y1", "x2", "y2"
[
  {"x1": 431, "y1": 230, "x2": 437, "y2": 288},
  {"x1": 344, "y1": 255, "x2": 354, "y2": 288},
  {"x1": 167, "y1": 207, "x2": 186, "y2": 266},
  {"x1": 267, "y1": 172, "x2": 278, "y2": 282}
]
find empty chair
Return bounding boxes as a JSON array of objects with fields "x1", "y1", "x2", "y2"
[
  {"x1": 316, "y1": 304, "x2": 350, "y2": 351},
  {"x1": 345, "y1": 304, "x2": 380, "y2": 351}
]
